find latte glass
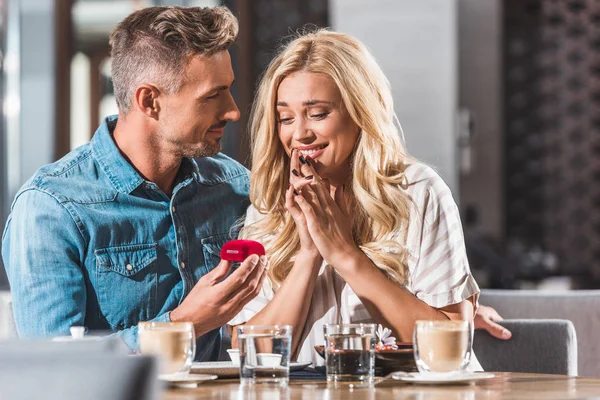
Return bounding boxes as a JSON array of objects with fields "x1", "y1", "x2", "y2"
[
  {"x1": 138, "y1": 322, "x2": 195, "y2": 375},
  {"x1": 413, "y1": 320, "x2": 471, "y2": 374}
]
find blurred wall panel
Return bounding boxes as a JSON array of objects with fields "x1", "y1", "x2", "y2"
[
  {"x1": 330, "y1": 0, "x2": 459, "y2": 195},
  {"x1": 458, "y1": 0, "x2": 504, "y2": 240},
  {"x1": 503, "y1": 0, "x2": 600, "y2": 283},
  {"x1": 0, "y1": 0, "x2": 9, "y2": 289},
  {"x1": 19, "y1": 0, "x2": 56, "y2": 187}
]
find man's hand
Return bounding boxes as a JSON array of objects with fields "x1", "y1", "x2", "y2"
[
  {"x1": 170, "y1": 254, "x2": 268, "y2": 336},
  {"x1": 474, "y1": 304, "x2": 512, "y2": 340}
]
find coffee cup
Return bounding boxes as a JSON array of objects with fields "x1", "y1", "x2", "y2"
[
  {"x1": 138, "y1": 322, "x2": 195, "y2": 375},
  {"x1": 413, "y1": 320, "x2": 471, "y2": 374}
]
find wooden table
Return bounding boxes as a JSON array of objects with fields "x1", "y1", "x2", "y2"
[{"x1": 163, "y1": 372, "x2": 600, "y2": 399}]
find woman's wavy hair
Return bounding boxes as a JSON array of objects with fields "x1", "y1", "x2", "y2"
[{"x1": 242, "y1": 29, "x2": 414, "y2": 286}]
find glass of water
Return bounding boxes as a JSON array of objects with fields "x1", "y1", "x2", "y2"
[
  {"x1": 237, "y1": 325, "x2": 292, "y2": 386},
  {"x1": 323, "y1": 323, "x2": 376, "y2": 383}
]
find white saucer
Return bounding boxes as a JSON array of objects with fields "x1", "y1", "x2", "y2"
[
  {"x1": 392, "y1": 371, "x2": 495, "y2": 385},
  {"x1": 191, "y1": 361, "x2": 312, "y2": 378},
  {"x1": 159, "y1": 373, "x2": 218, "y2": 388}
]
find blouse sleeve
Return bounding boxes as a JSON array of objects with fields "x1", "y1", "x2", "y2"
[
  {"x1": 406, "y1": 166, "x2": 480, "y2": 309},
  {"x1": 227, "y1": 205, "x2": 275, "y2": 326}
]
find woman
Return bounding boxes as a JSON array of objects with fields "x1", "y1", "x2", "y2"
[{"x1": 229, "y1": 29, "x2": 482, "y2": 366}]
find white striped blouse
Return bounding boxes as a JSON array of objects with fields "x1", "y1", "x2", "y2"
[{"x1": 229, "y1": 162, "x2": 481, "y2": 367}]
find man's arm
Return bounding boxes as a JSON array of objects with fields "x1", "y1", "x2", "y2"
[
  {"x1": 1, "y1": 188, "x2": 172, "y2": 349},
  {"x1": 2, "y1": 188, "x2": 89, "y2": 338}
]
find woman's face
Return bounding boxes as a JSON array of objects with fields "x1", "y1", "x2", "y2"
[{"x1": 276, "y1": 72, "x2": 359, "y2": 181}]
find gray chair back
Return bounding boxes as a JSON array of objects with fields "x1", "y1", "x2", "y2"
[
  {"x1": 0, "y1": 336, "x2": 130, "y2": 355},
  {"x1": 474, "y1": 319, "x2": 577, "y2": 376},
  {"x1": 0, "y1": 295, "x2": 16, "y2": 340},
  {"x1": 0, "y1": 341, "x2": 158, "y2": 400},
  {"x1": 480, "y1": 289, "x2": 600, "y2": 377}
]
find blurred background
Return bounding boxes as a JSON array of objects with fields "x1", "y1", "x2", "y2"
[{"x1": 0, "y1": 0, "x2": 599, "y2": 293}]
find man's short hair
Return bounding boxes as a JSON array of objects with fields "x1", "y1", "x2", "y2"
[{"x1": 109, "y1": 6, "x2": 238, "y2": 113}]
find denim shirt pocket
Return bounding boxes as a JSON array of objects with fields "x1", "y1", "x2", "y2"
[
  {"x1": 95, "y1": 243, "x2": 158, "y2": 330},
  {"x1": 200, "y1": 234, "x2": 230, "y2": 275}
]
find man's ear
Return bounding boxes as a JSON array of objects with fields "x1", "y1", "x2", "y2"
[{"x1": 133, "y1": 84, "x2": 160, "y2": 119}]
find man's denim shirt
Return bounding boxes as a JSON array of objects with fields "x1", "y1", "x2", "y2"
[{"x1": 1, "y1": 115, "x2": 250, "y2": 360}]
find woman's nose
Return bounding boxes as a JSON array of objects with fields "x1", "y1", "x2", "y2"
[{"x1": 293, "y1": 122, "x2": 316, "y2": 142}]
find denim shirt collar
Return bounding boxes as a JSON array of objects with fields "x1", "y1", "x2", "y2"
[{"x1": 91, "y1": 115, "x2": 200, "y2": 194}]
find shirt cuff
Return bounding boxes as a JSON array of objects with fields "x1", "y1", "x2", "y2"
[{"x1": 415, "y1": 274, "x2": 480, "y2": 309}]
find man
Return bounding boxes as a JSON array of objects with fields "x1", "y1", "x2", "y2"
[{"x1": 1, "y1": 6, "x2": 266, "y2": 360}]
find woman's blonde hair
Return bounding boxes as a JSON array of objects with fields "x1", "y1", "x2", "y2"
[{"x1": 243, "y1": 29, "x2": 414, "y2": 286}]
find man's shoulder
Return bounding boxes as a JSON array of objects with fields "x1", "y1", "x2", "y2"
[
  {"x1": 16, "y1": 143, "x2": 115, "y2": 205},
  {"x1": 193, "y1": 153, "x2": 250, "y2": 186}
]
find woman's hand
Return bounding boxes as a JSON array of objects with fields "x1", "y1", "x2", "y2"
[
  {"x1": 287, "y1": 150, "x2": 322, "y2": 260},
  {"x1": 292, "y1": 157, "x2": 360, "y2": 268}
]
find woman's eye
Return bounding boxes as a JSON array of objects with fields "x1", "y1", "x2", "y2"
[
  {"x1": 278, "y1": 117, "x2": 294, "y2": 125},
  {"x1": 310, "y1": 112, "x2": 330, "y2": 120}
]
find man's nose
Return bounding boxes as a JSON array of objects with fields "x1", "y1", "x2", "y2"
[{"x1": 222, "y1": 92, "x2": 240, "y2": 122}]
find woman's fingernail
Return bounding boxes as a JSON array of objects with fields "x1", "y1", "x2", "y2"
[
  {"x1": 502, "y1": 330, "x2": 511, "y2": 339},
  {"x1": 305, "y1": 157, "x2": 312, "y2": 167},
  {"x1": 305, "y1": 175, "x2": 314, "y2": 180},
  {"x1": 292, "y1": 169, "x2": 300, "y2": 177},
  {"x1": 299, "y1": 155, "x2": 306, "y2": 164},
  {"x1": 260, "y1": 255, "x2": 268, "y2": 265}
]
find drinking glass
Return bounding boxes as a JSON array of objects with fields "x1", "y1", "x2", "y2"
[
  {"x1": 138, "y1": 321, "x2": 195, "y2": 375},
  {"x1": 413, "y1": 320, "x2": 472, "y2": 374},
  {"x1": 237, "y1": 325, "x2": 292, "y2": 386},
  {"x1": 323, "y1": 323, "x2": 376, "y2": 383}
]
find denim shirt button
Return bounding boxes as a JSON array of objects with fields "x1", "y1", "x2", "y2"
[
  {"x1": 126, "y1": 264, "x2": 133, "y2": 271},
  {"x1": 179, "y1": 262, "x2": 185, "y2": 269},
  {"x1": 172, "y1": 206, "x2": 176, "y2": 213}
]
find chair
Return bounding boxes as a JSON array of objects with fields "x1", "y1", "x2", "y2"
[
  {"x1": 480, "y1": 289, "x2": 600, "y2": 377},
  {"x1": 0, "y1": 341, "x2": 158, "y2": 400},
  {"x1": 0, "y1": 293, "x2": 16, "y2": 340},
  {"x1": 0, "y1": 336, "x2": 130, "y2": 355},
  {"x1": 474, "y1": 319, "x2": 577, "y2": 376}
]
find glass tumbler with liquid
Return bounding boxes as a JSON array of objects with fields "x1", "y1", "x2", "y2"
[
  {"x1": 413, "y1": 320, "x2": 472, "y2": 374},
  {"x1": 323, "y1": 323, "x2": 376, "y2": 383},
  {"x1": 237, "y1": 325, "x2": 292, "y2": 386},
  {"x1": 138, "y1": 321, "x2": 195, "y2": 376}
]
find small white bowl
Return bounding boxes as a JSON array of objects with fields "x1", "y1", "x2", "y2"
[
  {"x1": 257, "y1": 353, "x2": 282, "y2": 367},
  {"x1": 227, "y1": 348, "x2": 240, "y2": 366}
]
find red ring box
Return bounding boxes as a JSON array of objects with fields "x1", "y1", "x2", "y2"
[{"x1": 220, "y1": 240, "x2": 266, "y2": 262}]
